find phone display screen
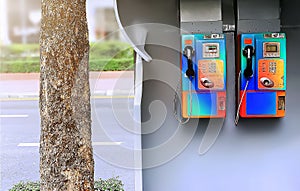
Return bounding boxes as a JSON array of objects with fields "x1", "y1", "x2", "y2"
[
  {"x1": 205, "y1": 45, "x2": 218, "y2": 53},
  {"x1": 263, "y1": 42, "x2": 280, "y2": 58},
  {"x1": 266, "y1": 45, "x2": 278, "y2": 52},
  {"x1": 202, "y1": 43, "x2": 220, "y2": 58}
]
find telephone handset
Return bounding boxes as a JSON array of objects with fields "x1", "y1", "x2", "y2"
[
  {"x1": 183, "y1": 46, "x2": 195, "y2": 79},
  {"x1": 243, "y1": 45, "x2": 255, "y2": 79}
]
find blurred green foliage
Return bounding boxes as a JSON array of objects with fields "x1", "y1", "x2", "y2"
[{"x1": 0, "y1": 41, "x2": 134, "y2": 73}]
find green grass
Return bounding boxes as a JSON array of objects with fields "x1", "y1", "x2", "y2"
[
  {"x1": 0, "y1": 41, "x2": 134, "y2": 73},
  {"x1": 0, "y1": 58, "x2": 134, "y2": 73},
  {"x1": 0, "y1": 44, "x2": 39, "y2": 56},
  {"x1": 9, "y1": 177, "x2": 124, "y2": 191}
]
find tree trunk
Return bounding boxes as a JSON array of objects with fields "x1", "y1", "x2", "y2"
[{"x1": 39, "y1": 0, "x2": 94, "y2": 190}]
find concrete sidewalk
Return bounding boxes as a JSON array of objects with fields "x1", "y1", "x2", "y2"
[{"x1": 0, "y1": 71, "x2": 134, "y2": 99}]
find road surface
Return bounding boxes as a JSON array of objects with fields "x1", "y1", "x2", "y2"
[{"x1": 0, "y1": 98, "x2": 137, "y2": 191}]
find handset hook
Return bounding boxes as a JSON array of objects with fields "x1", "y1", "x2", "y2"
[{"x1": 243, "y1": 45, "x2": 255, "y2": 79}]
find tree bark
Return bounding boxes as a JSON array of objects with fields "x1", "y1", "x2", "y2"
[{"x1": 39, "y1": 0, "x2": 94, "y2": 190}]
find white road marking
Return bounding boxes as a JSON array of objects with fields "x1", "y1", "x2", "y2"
[
  {"x1": 93, "y1": 142, "x2": 122, "y2": 146},
  {"x1": 18, "y1": 142, "x2": 123, "y2": 147},
  {"x1": 0, "y1": 96, "x2": 134, "y2": 101},
  {"x1": 18, "y1": 143, "x2": 39, "y2": 147},
  {"x1": 0, "y1": 115, "x2": 29, "y2": 118}
]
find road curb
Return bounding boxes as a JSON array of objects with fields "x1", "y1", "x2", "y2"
[
  {"x1": 0, "y1": 90, "x2": 133, "y2": 99},
  {"x1": 0, "y1": 93, "x2": 38, "y2": 99}
]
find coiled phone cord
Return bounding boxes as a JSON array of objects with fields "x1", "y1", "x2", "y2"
[
  {"x1": 235, "y1": 71, "x2": 249, "y2": 125},
  {"x1": 174, "y1": 47, "x2": 194, "y2": 125},
  {"x1": 173, "y1": 78, "x2": 193, "y2": 125}
]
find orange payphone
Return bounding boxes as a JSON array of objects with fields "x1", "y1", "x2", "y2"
[{"x1": 236, "y1": 33, "x2": 286, "y2": 123}]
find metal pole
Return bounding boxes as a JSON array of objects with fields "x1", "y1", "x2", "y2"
[
  {"x1": 21, "y1": 0, "x2": 27, "y2": 44},
  {"x1": 0, "y1": 0, "x2": 11, "y2": 45}
]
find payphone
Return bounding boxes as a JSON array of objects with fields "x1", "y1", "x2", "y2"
[
  {"x1": 179, "y1": 34, "x2": 227, "y2": 119},
  {"x1": 236, "y1": 33, "x2": 286, "y2": 122}
]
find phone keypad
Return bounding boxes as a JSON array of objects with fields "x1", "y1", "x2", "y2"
[
  {"x1": 269, "y1": 62, "x2": 277, "y2": 74},
  {"x1": 258, "y1": 59, "x2": 285, "y2": 90},
  {"x1": 198, "y1": 60, "x2": 224, "y2": 90}
]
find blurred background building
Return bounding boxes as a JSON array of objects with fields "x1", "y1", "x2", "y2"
[{"x1": 0, "y1": 0, "x2": 121, "y2": 45}]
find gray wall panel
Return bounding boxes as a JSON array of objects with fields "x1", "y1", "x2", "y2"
[
  {"x1": 181, "y1": 21, "x2": 223, "y2": 33},
  {"x1": 180, "y1": 0, "x2": 223, "y2": 33},
  {"x1": 237, "y1": 0, "x2": 280, "y2": 20},
  {"x1": 142, "y1": 27, "x2": 300, "y2": 191},
  {"x1": 180, "y1": 0, "x2": 222, "y2": 22},
  {"x1": 114, "y1": 0, "x2": 300, "y2": 190},
  {"x1": 281, "y1": 0, "x2": 300, "y2": 26},
  {"x1": 236, "y1": 0, "x2": 280, "y2": 33},
  {"x1": 117, "y1": 0, "x2": 179, "y2": 27},
  {"x1": 222, "y1": 0, "x2": 235, "y2": 25},
  {"x1": 238, "y1": 19, "x2": 281, "y2": 33}
]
